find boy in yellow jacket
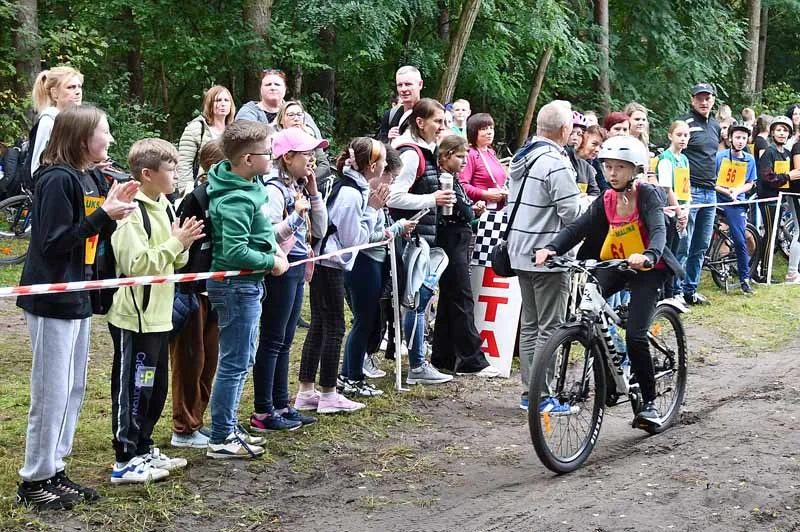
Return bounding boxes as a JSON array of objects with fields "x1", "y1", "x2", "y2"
[{"x1": 107, "y1": 139, "x2": 204, "y2": 483}]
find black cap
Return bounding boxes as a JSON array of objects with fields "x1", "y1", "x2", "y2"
[{"x1": 691, "y1": 83, "x2": 716, "y2": 96}]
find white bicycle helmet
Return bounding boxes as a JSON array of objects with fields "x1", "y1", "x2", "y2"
[{"x1": 598, "y1": 135, "x2": 649, "y2": 168}]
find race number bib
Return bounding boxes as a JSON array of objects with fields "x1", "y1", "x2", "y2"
[
  {"x1": 775, "y1": 160, "x2": 790, "y2": 189},
  {"x1": 600, "y1": 221, "x2": 646, "y2": 261},
  {"x1": 716, "y1": 158, "x2": 747, "y2": 189},
  {"x1": 84, "y1": 196, "x2": 104, "y2": 264},
  {"x1": 577, "y1": 182, "x2": 588, "y2": 193},
  {"x1": 673, "y1": 167, "x2": 690, "y2": 202},
  {"x1": 649, "y1": 157, "x2": 659, "y2": 174}
]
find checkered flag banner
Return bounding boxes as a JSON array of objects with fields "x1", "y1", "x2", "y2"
[{"x1": 471, "y1": 210, "x2": 508, "y2": 267}]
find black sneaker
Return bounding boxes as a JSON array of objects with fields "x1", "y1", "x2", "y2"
[
  {"x1": 52, "y1": 471, "x2": 101, "y2": 502},
  {"x1": 280, "y1": 406, "x2": 317, "y2": 426},
  {"x1": 16, "y1": 478, "x2": 81, "y2": 511},
  {"x1": 740, "y1": 281, "x2": 755, "y2": 295},
  {"x1": 297, "y1": 316, "x2": 310, "y2": 329},
  {"x1": 683, "y1": 292, "x2": 710, "y2": 306},
  {"x1": 633, "y1": 401, "x2": 663, "y2": 430}
]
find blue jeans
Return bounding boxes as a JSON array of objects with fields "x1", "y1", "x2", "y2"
[
  {"x1": 720, "y1": 203, "x2": 751, "y2": 283},
  {"x1": 342, "y1": 254, "x2": 384, "y2": 380},
  {"x1": 253, "y1": 260, "x2": 305, "y2": 413},
  {"x1": 206, "y1": 278, "x2": 264, "y2": 444},
  {"x1": 684, "y1": 187, "x2": 716, "y2": 296},
  {"x1": 672, "y1": 231, "x2": 689, "y2": 294},
  {"x1": 402, "y1": 285, "x2": 434, "y2": 369}
]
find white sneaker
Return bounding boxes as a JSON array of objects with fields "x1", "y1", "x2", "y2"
[
  {"x1": 457, "y1": 365, "x2": 502, "y2": 377},
  {"x1": 110, "y1": 456, "x2": 170, "y2": 484},
  {"x1": 342, "y1": 378, "x2": 384, "y2": 397},
  {"x1": 406, "y1": 361, "x2": 453, "y2": 385},
  {"x1": 233, "y1": 423, "x2": 266, "y2": 446},
  {"x1": 171, "y1": 430, "x2": 210, "y2": 449},
  {"x1": 143, "y1": 447, "x2": 187, "y2": 471},
  {"x1": 206, "y1": 438, "x2": 265, "y2": 459},
  {"x1": 362, "y1": 355, "x2": 387, "y2": 378}
]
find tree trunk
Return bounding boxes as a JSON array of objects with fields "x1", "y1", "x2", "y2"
[
  {"x1": 318, "y1": 27, "x2": 336, "y2": 111},
  {"x1": 123, "y1": 8, "x2": 144, "y2": 100},
  {"x1": 438, "y1": 0, "x2": 450, "y2": 41},
  {"x1": 244, "y1": 0, "x2": 275, "y2": 99},
  {"x1": 742, "y1": 0, "x2": 761, "y2": 104},
  {"x1": 293, "y1": 65, "x2": 303, "y2": 98},
  {"x1": 517, "y1": 47, "x2": 553, "y2": 147},
  {"x1": 13, "y1": 0, "x2": 40, "y2": 97},
  {"x1": 594, "y1": 0, "x2": 610, "y2": 113},
  {"x1": 755, "y1": 5, "x2": 768, "y2": 96},
  {"x1": 437, "y1": 0, "x2": 481, "y2": 104},
  {"x1": 161, "y1": 63, "x2": 172, "y2": 138}
]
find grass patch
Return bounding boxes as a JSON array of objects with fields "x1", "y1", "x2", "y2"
[
  {"x1": 0, "y1": 296, "x2": 449, "y2": 529},
  {"x1": 684, "y1": 255, "x2": 799, "y2": 355},
  {"x1": 0, "y1": 263, "x2": 22, "y2": 288}
]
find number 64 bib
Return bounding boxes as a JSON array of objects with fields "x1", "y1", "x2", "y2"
[{"x1": 600, "y1": 221, "x2": 646, "y2": 261}]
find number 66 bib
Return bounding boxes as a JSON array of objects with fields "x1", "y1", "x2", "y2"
[{"x1": 600, "y1": 221, "x2": 646, "y2": 261}]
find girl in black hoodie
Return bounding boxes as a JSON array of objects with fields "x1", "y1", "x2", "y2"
[{"x1": 15, "y1": 105, "x2": 138, "y2": 510}]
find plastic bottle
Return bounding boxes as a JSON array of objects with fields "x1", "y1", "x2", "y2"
[{"x1": 439, "y1": 173, "x2": 453, "y2": 216}]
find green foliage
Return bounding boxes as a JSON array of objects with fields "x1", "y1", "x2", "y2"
[
  {"x1": 760, "y1": 82, "x2": 800, "y2": 117},
  {"x1": 0, "y1": 0, "x2": 798, "y2": 153}
]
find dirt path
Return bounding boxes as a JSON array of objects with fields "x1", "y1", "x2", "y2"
[{"x1": 165, "y1": 324, "x2": 800, "y2": 532}]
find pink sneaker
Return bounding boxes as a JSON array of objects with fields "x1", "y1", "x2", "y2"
[
  {"x1": 294, "y1": 391, "x2": 320, "y2": 411},
  {"x1": 317, "y1": 392, "x2": 365, "y2": 414}
]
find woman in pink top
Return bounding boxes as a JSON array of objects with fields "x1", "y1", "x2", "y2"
[{"x1": 459, "y1": 113, "x2": 508, "y2": 209}]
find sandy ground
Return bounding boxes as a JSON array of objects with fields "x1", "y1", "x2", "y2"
[{"x1": 173, "y1": 323, "x2": 800, "y2": 532}]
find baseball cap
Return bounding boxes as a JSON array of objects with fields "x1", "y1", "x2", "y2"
[
  {"x1": 272, "y1": 128, "x2": 329, "y2": 159},
  {"x1": 691, "y1": 83, "x2": 716, "y2": 96}
]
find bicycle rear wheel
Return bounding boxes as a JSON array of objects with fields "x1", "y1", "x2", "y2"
[
  {"x1": 528, "y1": 323, "x2": 606, "y2": 474},
  {"x1": 646, "y1": 305, "x2": 687, "y2": 434},
  {"x1": 708, "y1": 232, "x2": 734, "y2": 292},
  {"x1": 0, "y1": 194, "x2": 33, "y2": 265}
]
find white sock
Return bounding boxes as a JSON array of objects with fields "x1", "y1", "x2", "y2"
[
  {"x1": 298, "y1": 390, "x2": 317, "y2": 398},
  {"x1": 320, "y1": 391, "x2": 337, "y2": 399}
]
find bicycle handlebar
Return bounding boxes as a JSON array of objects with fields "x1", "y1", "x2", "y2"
[{"x1": 544, "y1": 256, "x2": 653, "y2": 271}]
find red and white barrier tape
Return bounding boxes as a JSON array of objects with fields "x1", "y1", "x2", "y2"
[{"x1": 0, "y1": 238, "x2": 392, "y2": 298}]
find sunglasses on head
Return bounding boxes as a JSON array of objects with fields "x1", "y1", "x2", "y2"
[{"x1": 262, "y1": 69, "x2": 287, "y2": 80}]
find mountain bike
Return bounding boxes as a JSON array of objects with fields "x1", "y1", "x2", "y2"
[
  {"x1": 778, "y1": 197, "x2": 795, "y2": 260},
  {"x1": 0, "y1": 187, "x2": 33, "y2": 265},
  {"x1": 705, "y1": 208, "x2": 761, "y2": 292},
  {"x1": 528, "y1": 257, "x2": 688, "y2": 474}
]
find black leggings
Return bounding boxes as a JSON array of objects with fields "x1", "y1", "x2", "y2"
[
  {"x1": 299, "y1": 265, "x2": 345, "y2": 389},
  {"x1": 758, "y1": 200, "x2": 776, "y2": 279},
  {"x1": 596, "y1": 268, "x2": 667, "y2": 403}
]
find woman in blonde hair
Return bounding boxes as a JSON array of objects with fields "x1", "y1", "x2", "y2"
[
  {"x1": 28, "y1": 66, "x2": 84, "y2": 178},
  {"x1": 624, "y1": 101, "x2": 650, "y2": 149},
  {"x1": 176, "y1": 85, "x2": 236, "y2": 195}
]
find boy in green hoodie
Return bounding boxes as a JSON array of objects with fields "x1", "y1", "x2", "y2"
[
  {"x1": 108, "y1": 138, "x2": 205, "y2": 483},
  {"x1": 205, "y1": 120, "x2": 289, "y2": 459}
]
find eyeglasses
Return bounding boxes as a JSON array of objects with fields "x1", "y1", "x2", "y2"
[{"x1": 286, "y1": 112, "x2": 304, "y2": 119}]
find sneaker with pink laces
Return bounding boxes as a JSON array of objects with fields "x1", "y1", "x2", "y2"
[
  {"x1": 317, "y1": 392, "x2": 365, "y2": 414},
  {"x1": 294, "y1": 391, "x2": 321, "y2": 411}
]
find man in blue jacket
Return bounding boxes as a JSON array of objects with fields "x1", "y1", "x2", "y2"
[{"x1": 678, "y1": 83, "x2": 721, "y2": 305}]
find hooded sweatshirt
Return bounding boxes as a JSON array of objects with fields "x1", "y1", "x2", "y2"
[
  {"x1": 207, "y1": 160, "x2": 277, "y2": 280},
  {"x1": 107, "y1": 190, "x2": 188, "y2": 333}
]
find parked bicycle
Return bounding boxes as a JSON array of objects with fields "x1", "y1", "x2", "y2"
[
  {"x1": 528, "y1": 257, "x2": 687, "y2": 474},
  {"x1": 704, "y1": 208, "x2": 761, "y2": 292},
  {"x1": 0, "y1": 186, "x2": 34, "y2": 265}
]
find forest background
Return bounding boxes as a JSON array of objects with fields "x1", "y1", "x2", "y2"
[{"x1": 1, "y1": 0, "x2": 799, "y2": 162}]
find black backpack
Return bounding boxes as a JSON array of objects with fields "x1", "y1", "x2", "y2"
[
  {"x1": 92, "y1": 201, "x2": 174, "y2": 316},
  {"x1": 0, "y1": 144, "x2": 23, "y2": 201},
  {"x1": 175, "y1": 181, "x2": 213, "y2": 293},
  {"x1": 315, "y1": 172, "x2": 362, "y2": 251}
]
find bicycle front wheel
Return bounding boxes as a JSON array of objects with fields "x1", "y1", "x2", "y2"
[
  {"x1": 646, "y1": 305, "x2": 688, "y2": 434},
  {"x1": 708, "y1": 232, "x2": 733, "y2": 292},
  {"x1": 528, "y1": 323, "x2": 607, "y2": 474},
  {"x1": 0, "y1": 194, "x2": 33, "y2": 265}
]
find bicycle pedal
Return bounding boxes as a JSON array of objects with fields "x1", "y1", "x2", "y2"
[{"x1": 632, "y1": 414, "x2": 663, "y2": 431}]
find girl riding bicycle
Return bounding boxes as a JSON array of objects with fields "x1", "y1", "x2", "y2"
[{"x1": 535, "y1": 135, "x2": 684, "y2": 428}]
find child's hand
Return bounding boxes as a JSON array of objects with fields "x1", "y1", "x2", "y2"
[
  {"x1": 172, "y1": 216, "x2": 205, "y2": 250},
  {"x1": 368, "y1": 183, "x2": 390, "y2": 209},
  {"x1": 294, "y1": 193, "x2": 310, "y2": 215},
  {"x1": 789, "y1": 169, "x2": 800, "y2": 181},
  {"x1": 101, "y1": 180, "x2": 139, "y2": 220},
  {"x1": 271, "y1": 255, "x2": 289, "y2": 276}
]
